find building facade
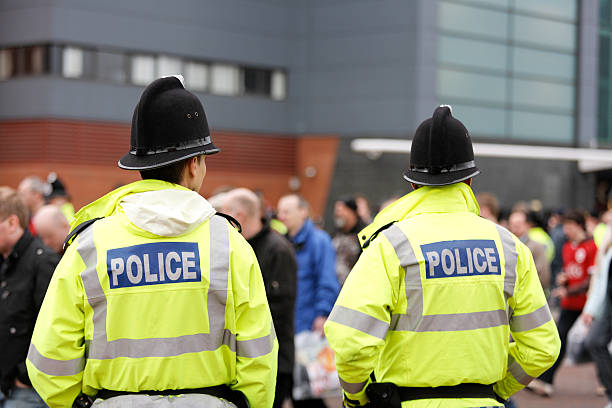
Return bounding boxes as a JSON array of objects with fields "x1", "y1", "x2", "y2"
[{"x1": 0, "y1": 0, "x2": 608, "y2": 224}]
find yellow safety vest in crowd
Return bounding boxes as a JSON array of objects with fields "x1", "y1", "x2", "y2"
[
  {"x1": 528, "y1": 227, "x2": 554, "y2": 263},
  {"x1": 324, "y1": 183, "x2": 560, "y2": 407},
  {"x1": 26, "y1": 180, "x2": 278, "y2": 408}
]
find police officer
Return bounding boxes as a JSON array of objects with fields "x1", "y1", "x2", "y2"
[
  {"x1": 324, "y1": 106, "x2": 561, "y2": 407},
  {"x1": 26, "y1": 76, "x2": 278, "y2": 408}
]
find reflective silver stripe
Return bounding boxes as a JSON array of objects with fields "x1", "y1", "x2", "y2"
[
  {"x1": 508, "y1": 355, "x2": 534, "y2": 386},
  {"x1": 383, "y1": 225, "x2": 422, "y2": 331},
  {"x1": 328, "y1": 305, "x2": 389, "y2": 340},
  {"x1": 405, "y1": 309, "x2": 508, "y2": 332},
  {"x1": 339, "y1": 378, "x2": 368, "y2": 394},
  {"x1": 237, "y1": 322, "x2": 277, "y2": 358},
  {"x1": 79, "y1": 215, "x2": 244, "y2": 360},
  {"x1": 27, "y1": 343, "x2": 85, "y2": 376},
  {"x1": 384, "y1": 224, "x2": 510, "y2": 332},
  {"x1": 496, "y1": 225, "x2": 517, "y2": 301},
  {"x1": 510, "y1": 304, "x2": 553, "y2": 332}
]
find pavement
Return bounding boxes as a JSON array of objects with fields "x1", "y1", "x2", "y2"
[{"x1": 513, "y1": 362, "x2": 608, "y2": 408}]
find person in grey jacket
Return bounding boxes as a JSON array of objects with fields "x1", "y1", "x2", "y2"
[{"x1": 583, "y1": 225, "x2": 612, "y2": 408}]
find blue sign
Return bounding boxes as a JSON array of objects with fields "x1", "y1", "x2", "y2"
[
  {"x1": 107, "y1": 242, "x2": 201, "y2": 288},
  {"x1": 420, "y1": 239, "x2": 500, "y2": 279}
]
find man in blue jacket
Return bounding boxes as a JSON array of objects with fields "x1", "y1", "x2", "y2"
[{"x1": 277, "y1": 194, "x2": 339, "y2": 336}]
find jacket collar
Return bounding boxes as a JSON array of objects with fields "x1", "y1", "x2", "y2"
[
  {"x1": 359, "y1": 183, "x2": 480, "y2": 246},
  {"x1": 292, "y1": 218, "x2": 314, "y2": 245},
  {"x1": 5, "y1": 230, "x2": 33, "y2": 263},
  {"x1": 70, "y1": 179, "x2": 193, "y2": 231},
  {"x1": 247, "y1": 221, "x2": 271, "y2": 246}
]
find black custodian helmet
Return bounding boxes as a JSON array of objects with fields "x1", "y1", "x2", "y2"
[
  {"x1": 404, "y1": 105, "x2": 480, "y2": 186},
  {"x1": 118, "y1": 75, "x2": 219, "y2": 171}
]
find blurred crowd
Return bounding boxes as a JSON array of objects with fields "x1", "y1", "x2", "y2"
[{"x1": 3, "y1": 173, "x2": 612, "y2": 407}]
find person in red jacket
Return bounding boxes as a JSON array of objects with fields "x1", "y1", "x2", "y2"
[{"x1": 529, "y1": 209, "x2": 597, "y2": 397}]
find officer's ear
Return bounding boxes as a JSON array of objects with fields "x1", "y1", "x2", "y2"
[{"x1": 463, "y1": 178, "x2": 472, "y2": 186}]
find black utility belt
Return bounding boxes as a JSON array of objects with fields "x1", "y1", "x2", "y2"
[
  {"x1": 95, "y1": 385, "x2": 249, "y2": 408},
  {"x1": 365, "y1": 382, "x2": 504, "y2": 408}
]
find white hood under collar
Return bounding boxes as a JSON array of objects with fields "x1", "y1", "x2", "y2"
[{"x1": 119, "y1": 189, "x2": 215, "y2": 237}]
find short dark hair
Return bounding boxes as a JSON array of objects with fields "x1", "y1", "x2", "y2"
[
  {"x1": 139, "y1": 157, "x2": 199, "y2": 184},
  {"x1": 563, "y1": 209, "x2": 586, "y2": 231}
]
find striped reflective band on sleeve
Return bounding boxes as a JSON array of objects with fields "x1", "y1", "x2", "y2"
[
  {"x1": 328, "y1": 305, "x2": 390, "y2": 340},
  {"x1": 507, "y1": 355, "x2": 534, "y2": 385},
  {"x1": 27, "y1": 343, "x2": 85, "y2": 377},
  {"x1": 77, "y1": 215, "x2": 276, "y2": 360},
  {"x1": 339, "y1": 377, "x2": 368, "y2": 394},
  {"x1": 495, "y1": 225, "x2": 518, "y2": 302},
  {"x1": 236, "y1": 322, "x2": 277, "y2": 358},
  {"x1": 510, "y1": 304, "x2": 553, "y2": 332},
  {"x1": 384, "y1": 224, "x2": 511, "y2": 332}
]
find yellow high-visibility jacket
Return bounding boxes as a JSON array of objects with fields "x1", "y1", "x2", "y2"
[
  {"x1": 324, "y1": 183, "x2": 560, "y2": 407},
  {"x1": 26, "y1": 180, "x2": 278, "y2": 408}
]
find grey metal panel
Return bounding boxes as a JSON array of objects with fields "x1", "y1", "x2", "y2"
[
  {"x1": 309, "y1": 98, "x2": 413, "y2": 135},
  {"x1": 1, "y1": 0, "x2": 291, "y2": 66},
  {"x1": 0, "y1": 78, "x2": 291, "y2": 133}
]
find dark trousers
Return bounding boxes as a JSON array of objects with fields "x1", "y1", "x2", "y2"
[
  {"x1": 273, "y1": 373, "x2": 293, "y2": 408},
  {"x1": 585, "y1": 302, "x2": 612, "y2": 400},
  {"x1": 292, "y1": 399, "x2": 327, "y2": 408},
  {"x1": 539, "y1": 307, "x2": 582, "y2": 384}
]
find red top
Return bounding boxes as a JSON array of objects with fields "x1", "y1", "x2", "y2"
[{"x1": 561, "y1": 239, "x2": 597, "y2": 310}]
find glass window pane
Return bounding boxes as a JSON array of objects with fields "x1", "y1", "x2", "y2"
[
  {"x1": 210, "y1": 64, "x2": 239, "y2": 95},
  {"x1": 25, "y1": 46, "x2": 47, "y2": 75},
  {"x1": 131, "y1": 55, "x2": 155, "y2": 85},
  {"x1": 184, "y1": 62, "x2": 208, "y2": 91},
  {"x1": 600, "y1": 35, "x2": 610, "y2": 80},
  {"x1": 439, "y1": 36, "x2": 507, "y2": 71},
  {"x1": 511, "y1": 111, "x2": 573, "y2": 142},
  {"x1": 601, "y1": 0, "x2": 611, "y2": 27},
  {"x1": 445, "y1": 104, "x2": 506, "y2": 137},
  {"x1": 512, "y1": 79, "x2": 574, "y2": 110},
  {"x1": 513, "y1": 48, "x2": 574, "y2": 80},
  {"x1": 514, "y1": 0, "x2": 576, "y2": 21},
  {"x1": 62, "y1": 46, "x2": 83, "y2": 78},
  {"x1": 439, "y1": 2, "x2": 508, "y2": 40},
  {"x1": 157, "y1": 55, "x2": 182, "y2": 77},
  {"x1": 438, "y1": 69, "x2": 507, "y2": 104},
  {"x1": 513, "y1": 15, "x2": 576, "y2": 51},
  {"x1": 271, "y1": 70, "x2": 287, "y2": 100},
  {"x1": 243, "y1": 67, "x2": 271, "y2": 96},
  {"x1": 96, "y1": 51, "x2": 126, "y2": 83},
  {"x1": 0, "y1": 49, "x2": 13, "y2": 80},
  {"x1": 598, "y1": 86, "x2": 610, "y2": 142}
]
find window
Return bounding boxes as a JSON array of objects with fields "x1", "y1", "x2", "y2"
[
  {"x1": 0, "y1": 49, "x2": 13, "y2": 80},
  {"x1": 513, "y1": 15, "x2": 576, "y2": 51},
  {"x1": 438, "y1": 69, "x2": 507, "y2": 104},
  {"x1": 62, "y1": 46, "x2": 84, "y2": 78},
  {"x1": 131, "y1": 54, "x2": 155, "y2": 85},
  {"x1": 157, "y1": 55, "x2": 181, "y2": 78},
  {"x1": 439, "y1": 2, "x2": 507, "y2": 40},
  {"x1": 512, "y1": 47, "x2": 574, "y2": 80},
  {"x1": 0, "y1": 43, "x2": 288, "y2": 100},
  {"x1": 210, "y1": 64, "x2": 239, "y2": 95},
  {"x1": 514, "y1": 0, "x2": 576, "y2": 20},
  {"x1": 184, "y1": 62, "x2": 208, "y2": 91},
  {"x1": 271, "y1": 70, "x2": 287, "y2": 101},
  {"x1": 25, "y1": 46, "x2": 47, "y2": 75},
  {"x1": 96, "y1": 51, "x2": 126, "y2": 83},
  {"x1": 439, "y1": 36, "x2": 507, "y2": 71},
  {"x1": 511, "y1": 111, "x2": 573, "y2": 143},
  {"x1": 243, "y1": 67, "x2": 271, "y2": 96}
]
